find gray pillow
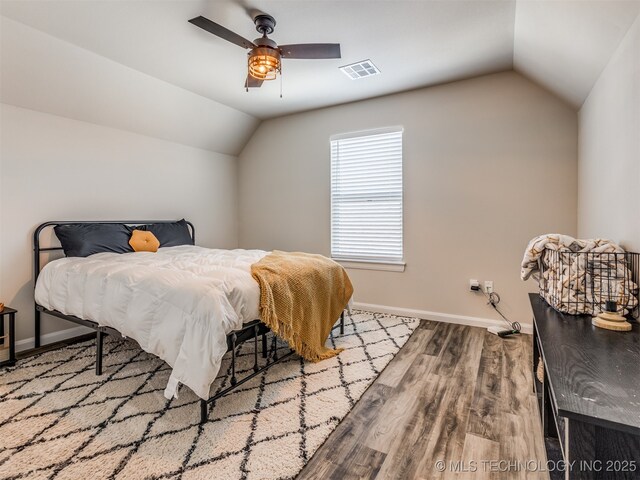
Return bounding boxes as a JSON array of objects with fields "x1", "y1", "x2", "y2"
[
  {"x1": 136, "y1": 219, "x2": 193, "y2": 247},
  {"x1": 54, "y1": 223, "x2": 133, "y2": 257}
]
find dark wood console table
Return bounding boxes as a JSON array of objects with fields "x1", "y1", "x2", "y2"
[{"x1": 530, "y1": 293, "x2": 640, "y2": 479}]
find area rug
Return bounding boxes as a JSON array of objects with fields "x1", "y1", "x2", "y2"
[{"x1": 0, "y1": 310, "x2": 419, "y2": 480}]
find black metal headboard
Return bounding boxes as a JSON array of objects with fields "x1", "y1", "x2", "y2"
[{"x1": 33, "y1": 220, "x2": 195, "y2": 284}]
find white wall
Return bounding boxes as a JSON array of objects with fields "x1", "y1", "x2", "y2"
[
  {"x1": 0, "y1": 16, "x2": 259, "y2": 156},
  {"x1": 0, "y1": 15, "x2": 254, "y2": 345},
  {"x1": 578, "y1": 14, "x2": 640, "y2": 251},
  {"x1": 238, "y1": 72, "x2": 578, "y2": 328},
  {"x1": 0, "y1": 104, "x2": 239, "y2": 344}
]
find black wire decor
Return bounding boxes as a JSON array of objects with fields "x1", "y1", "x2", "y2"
[
  {"x1": 538, "y1": 250, "x2": 640, "y2": 318},
  {"x1": 33, "y1": 220, "x2": 346, "y2": 424}
]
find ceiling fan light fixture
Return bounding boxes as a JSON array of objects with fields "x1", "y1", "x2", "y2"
[
  {"x1": 188, "y1": 14, "x2": 341, "y2": 92},
  {"x1": 248, "y1": 47, "x2": 281, "y2": 80}
]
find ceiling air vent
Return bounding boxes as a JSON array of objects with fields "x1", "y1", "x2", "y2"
[{"x1": 339, "y1": 60, "x2": 380, "y2": 80}]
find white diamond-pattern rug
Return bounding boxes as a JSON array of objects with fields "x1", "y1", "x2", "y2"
[{"x1": 0, "y1": 311, "x2": 419, "y2": 480}]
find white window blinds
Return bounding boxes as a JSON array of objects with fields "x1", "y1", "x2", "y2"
[{"x1": 331, "y1": 127, "x2": 404, "y2": 263}]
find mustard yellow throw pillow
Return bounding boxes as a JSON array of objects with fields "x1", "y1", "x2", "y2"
[{"x1": 129, "y1": 229, "x2": 160, "y2": 253}]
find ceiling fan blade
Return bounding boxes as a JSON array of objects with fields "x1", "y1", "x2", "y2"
[
  {"x1": 189, "y1": 16, "x2": 256, "y2": 49},
  {"x1": 245, "y1": 75, "x2": 263, "y2": 88},
  {"x1": 279, "y1": 43, "x2": 341, "y2": 59}
]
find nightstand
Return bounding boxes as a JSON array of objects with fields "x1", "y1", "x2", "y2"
[{"x1": 0, "y1": 307, "x2": 16, "y2": 367}]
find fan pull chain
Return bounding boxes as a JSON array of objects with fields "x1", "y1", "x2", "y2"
[{"x1": 280, "y1": 66, "x2": 283, "y2": 98}]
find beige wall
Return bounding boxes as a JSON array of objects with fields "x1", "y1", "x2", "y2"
[
  {"x1": 0, "y1": 104, "x2": 239, "y2": 345},
  {"x1": 238, "y1": 72, "x2": 578, "y2": 327},
  {"x1": 578, "y1": 14, "x2": 640, "y2": 251}
]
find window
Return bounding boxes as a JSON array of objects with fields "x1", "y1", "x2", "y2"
[{"x1": 331, "y1": 126, "x2": 404, "y2": 269}]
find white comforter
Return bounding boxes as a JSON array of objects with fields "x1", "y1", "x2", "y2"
[{"x1": 35, "y1": 245, "x2": 268, "y2": 400}]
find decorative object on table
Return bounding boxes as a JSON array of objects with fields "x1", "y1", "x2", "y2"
[
  {"x1": 521, "y1": 234, "x2": 640, "y2": 317},
  {"x1": 0, "y1": 302, "x2": 4, "y2": 312},
  {"x1": 592, "y1": 300, "x2": 633, "y2": 332},
  {"x1": 0, "y1": 306, "x2": 17, "y2": 367}
]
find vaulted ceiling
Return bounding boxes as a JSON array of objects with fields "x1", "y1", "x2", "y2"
[
  {"x1": 514, "y1": 0, "x2": 640, "y2": 107},
  {"x1": 2, "y1": 0, "x2": 639, "y2": 121}
]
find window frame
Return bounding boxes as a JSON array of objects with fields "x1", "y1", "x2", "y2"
[{"x1": 330, "y1": 126, "x2": 405, "y2": 272}]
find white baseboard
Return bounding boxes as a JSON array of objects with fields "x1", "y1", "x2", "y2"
[
  {"x1": 15, "y1": 303, "x2": 532, "y2": 353},
  {"x1": 352, "y1": 302, "x2": 533, "y2": 334},
  {"x1": 15, "y1": 325, "x2": 95, "y2": 352}
]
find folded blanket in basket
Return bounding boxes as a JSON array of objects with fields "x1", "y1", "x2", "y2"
[
  {"x1": 521, "y1": 234, "x2": 637, "y2": 315},
  {"x1": 521, "y1": 234, "x2": 624, "y2": 280},
  {"x1": 251, "y1": 251, "x2": 353, "y2": 362}
]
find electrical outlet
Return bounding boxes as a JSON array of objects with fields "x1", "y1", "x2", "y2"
[
  {"x1": 484, "y1": 280, "x2": 494, "y2": 294},
  {"x1": 470, "y1": 279, "x2": 480, "y2": 291}
]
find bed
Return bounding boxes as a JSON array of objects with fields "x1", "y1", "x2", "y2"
[{"x1": 33, "y1": 220, "x2": 346, "y2": 423}]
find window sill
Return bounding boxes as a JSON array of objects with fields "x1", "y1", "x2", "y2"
[{"x1": 334, "y1": 259, "x2": 406, "y2": 272}]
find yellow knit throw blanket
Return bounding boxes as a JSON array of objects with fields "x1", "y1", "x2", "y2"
[{"x1": 251, "y1": 251, "x2": 354, "y2": 362}]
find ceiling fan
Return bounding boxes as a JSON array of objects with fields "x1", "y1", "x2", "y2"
[{"x1": 188, "y1": 13, "x2": 341, "y2": 90}]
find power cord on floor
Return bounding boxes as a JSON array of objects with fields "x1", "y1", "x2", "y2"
[{"x1": 479, "y1": 289, "x2": 522, "y2": 332}]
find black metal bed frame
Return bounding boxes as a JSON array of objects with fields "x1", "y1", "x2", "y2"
[{"x1": 33, "y1": 220, "x2": 345, "y2": 424}]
